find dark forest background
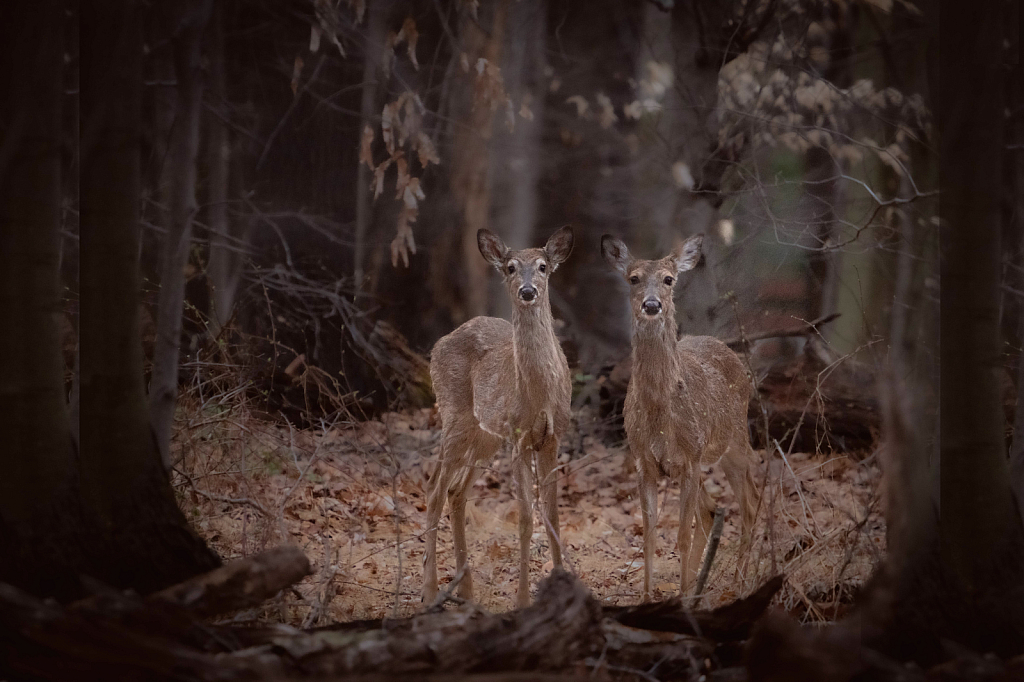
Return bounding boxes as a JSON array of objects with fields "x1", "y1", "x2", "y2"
[{"x1": 2, "y1": 0, "x2": 1024, "y2": 679}]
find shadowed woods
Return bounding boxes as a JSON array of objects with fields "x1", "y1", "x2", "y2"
[{"x1": 2, "y1": 0, "x2": 1023, "y2": 680}]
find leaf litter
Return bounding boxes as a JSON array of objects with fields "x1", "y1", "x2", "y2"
[{"x1": 173, "y1": 399, "x2": 884, "y2": 626}]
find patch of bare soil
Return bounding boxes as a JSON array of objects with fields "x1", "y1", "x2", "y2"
[{"x1": 173, "y1": 402, "x2": 884, "y2": 626}]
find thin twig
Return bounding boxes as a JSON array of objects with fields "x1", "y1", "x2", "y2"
[
  {"x1": 302, "y1": 534, "x2": 339, "y2": 627},
  {"x1": 424, "y1": 566, "x2": 469, "y2": 611},
  {"x1": 256, "y1": 55, "x2": 327, "y2": 170},
  {"x1": 174, "y1": 467, "x2": 272, "y2": 517},
  {"x1": 694, "y1": 507, "x2": 725, "y2": 597},
  {"x1": 723, "y1": 312, "x2": 841, "y2": 350},
  {"x1": 584, "y1": 659, "x2": 661, "y2": 682}
]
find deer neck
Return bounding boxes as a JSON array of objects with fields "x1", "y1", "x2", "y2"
[
  {"x1": 631, "y1": 310, "x2": 680, "y2": 384},
  {"x1": 511, "y1": 296, "x2": 561, "y2": 396}
]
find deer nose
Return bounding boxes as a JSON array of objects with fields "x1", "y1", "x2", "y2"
[
  {"x1": 642, "y1": 298, "x2": 662, "y2": 316},
  {"x1": 519, "y1": 286, "x2": 537, "y2": 302}
]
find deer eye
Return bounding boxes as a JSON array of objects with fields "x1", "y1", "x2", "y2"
[
  {"x1": 538, "y1": 262, "x2": 546, "y2": 273},
  {"x1": 507, "y1": 263, "x2": 516, "y2": 274},
  {"x1": 664, "y1": 276, "x2": 674, "y2": 286},
  {"x1": 629, "y1": 275, "x2": 640, "y2": 285}
]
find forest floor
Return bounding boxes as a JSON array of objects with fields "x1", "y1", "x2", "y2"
[{"x1": 172, "y1": 401, "x2": 885, "y2": 627}]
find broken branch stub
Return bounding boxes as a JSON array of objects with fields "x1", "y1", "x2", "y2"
[{"x1": 150, "y1": 545, "x2": 312, "y2": 619}]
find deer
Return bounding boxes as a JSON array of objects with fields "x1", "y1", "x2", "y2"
[
  {"x1": 600, "y1": 232, "x2": 759, "y2": 601},
  {"x1": 422, "y1": 225, "x2": 574, "y2": 608}
]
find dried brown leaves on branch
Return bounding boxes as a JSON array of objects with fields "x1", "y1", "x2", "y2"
[
  {"x1": 469, "y1": 56, "x2": 520, "y2": 135},
  {"x1": 303, "y1": 1, "x2": 435, "y2": 269},
  {"x1": 310, "y1": 0, "x2": 348, "y2": 57},
  {"x1": 363, "y1": 90, "x2": 439, "y2": 268},
  {"x1": 384, "y1": 16, "x2": 420, "y2": 72},
  {"x1": 715, "y1": 2, "x2": 931, "y2": 177}
]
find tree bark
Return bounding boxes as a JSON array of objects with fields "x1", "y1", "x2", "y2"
[
  {"x1": 938, "y1": 1, "x2": 1023, "y2": 623},
  {"x1": 147, "y1": 545, "x2": 311, "y2": 618},
  {"x1": 1008, "y1": 62, "x2": 1024, "y2": 528},
  {"x1": 205, "y1": 0, "x2": 243, "y2": 337},
  {"x1": 804, "y1": 146, "x2": 842, "y2": 322},
  {"x1": 804, "y1": 4, "x2": 853, "y2": 326},
  {"x1": 745, "y1": 4, "x2": 1024, "y2": 672},
  {"x1": 0, "y1": 0, "x2": 70, "y2": 525},
  {"x1": 867, "y1": 0, "x2": 1023, "y2": 660},
  {"x1": 353, "y1": 0, "x2": 391, "y2": 290},
  {"x1": 632, "y1": 2, "x2": 723, "y2": 337},
  {"x1": 449, "y1": 0, "x2": 510, "y2": 321},
  {"x1": 882, "y1": 172, "x2": 937, "y2": 570},
  {"x1": 486, "y1": 0, "x2": 547, "y2": 319},
  {"x1": 150, "y1": 0, "x2": 212, "y2": 469},
  {"x1": 79, "y1": 0, "x2": 220, "y2": 594},
  {"x1": 0, "y1": 0, "x2": 87, "y2": 602}
]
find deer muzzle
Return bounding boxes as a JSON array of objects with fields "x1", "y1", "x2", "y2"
[
  {"x1": 642, "y1": 298, "x2": 662, "y2": 316},
  {"x1": 519, "y1": 285, "x2": 538, "y2": 302}
]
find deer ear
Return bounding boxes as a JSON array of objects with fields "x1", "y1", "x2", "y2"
[
  {"x1": 670, "y1": 233, "x2": 703, "y2": 273},
  {"x1": 477, "y1": 229, "x2": 508, "y2": 269},
  {"x1": 544, "y1": 225, "x2": 574, "y2": 270},
  {"x1": 601, "y1": 234, "x2": 631, "y2": 277}
]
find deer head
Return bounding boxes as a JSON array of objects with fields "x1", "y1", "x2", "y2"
[
  {"x1": 478, "y1": 226, "x2": 574, "y2": 308},
  {"x1": 601, "y1": 233, "x2": 703, "y2": 329}
]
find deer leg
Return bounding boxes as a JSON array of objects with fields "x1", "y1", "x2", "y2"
[
  {"x1": 513, "y1": 452, "x2": 535, "y2": 607},
  {"x1": 684, "y1": 478, "x2": 715, "y2": 592},
  {"x1": 421, "y1": 455, "x2": 455, "y2": 604},
  {"x1": 722, "y1": 439, "x2": 759, "y2": 557},
  {"x1": 636, "y1": 453, "x2": 659, "y2": 602},
  {"x1": 447, "y1": 464, "x2": 477, "y2": 601},
  {"x1": 537, "y1": 436, "x2": 562, "y2": 569},
  {"x1": 676, "y1": 470, "x2": 698, "y2": 594}
]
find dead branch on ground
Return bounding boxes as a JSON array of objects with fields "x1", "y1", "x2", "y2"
[{"x1": 1, "y1": 548, "x2": 784, "y2": 681}]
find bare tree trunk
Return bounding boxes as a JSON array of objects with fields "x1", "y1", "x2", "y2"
[
  {"x1": 150, "y1": 0, "x2": 212, "y2": 469},
  {"x1": 804, "y1": 4, "x2": 853, "y2": 326},
  {"x1": 0, "y1": 0, "x2": 85, "y2": 601},
  {"x1": 864, "y1": 1, "x2": 1024, "y2": 657},
  {"x1": 487, "y1": 0, "x2": 547, "y2": 319},
  {"x1": 891, "y1": 0, "x2": 1024, "y2": 655},
  {"x1": 353, "y1": 0, "x2": 391, "y2": 290},
  {"x1": 938, "y1": 7, "x2": 1021, "y2": 608},
  {"x1": 633, "y1": 2, "x2": 725, "y2": 337},
  {"x1": 0, "y1": 0, "x2": 70, "y2": 524},
  {"x1": 449, "y1": 0, "x2": 510, "y2": 321},
  {"x1": 1009, "y1": 66, "x2": 1024, "y2": 528},
  {"x1": 804, "y1": 146, "x2": 842, "y2": 322},
  {"x1": 205, "y1": 0, "x2": 241, "y2": 336},
  {"x1": 79, "y1": 0, "x2": 220, "y2": 594},
  {"x1": 745, "y1": 5, "x2": 1023, "y2": 669},
  {"x1": 881, "y1": 170, "x2": 938, "y2": 594}
]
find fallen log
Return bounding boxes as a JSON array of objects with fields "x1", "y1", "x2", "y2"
[
  {"x1": 0, "y1": 580, "x2": 248, "y2": 682},
  {"x1": 603, "y1": 574, "x2": 784, "y2": 642},
  {"x1": 594, "y1": 618, "x2": 714, "y2": 680},
  {"x1": 0, "y1": 545, "x2": 787, "y2": 682},
  {"x1": 256, "y1": 568, "x2": 603, "y2": 675},
  {"x1": 150, "y1": 544, "x2": 311, "y2": 618},
  {"x1": 1, "y1": 567, "x2": 604, "y2": 680}
]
